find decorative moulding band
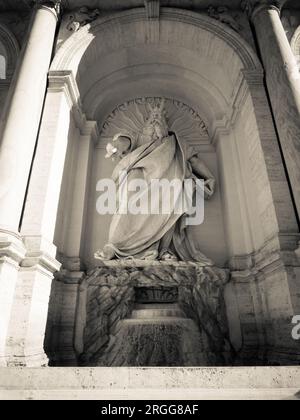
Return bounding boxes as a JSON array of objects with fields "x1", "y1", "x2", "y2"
[
  {"x1": 48, "y1": 70, "x2": 81, "y2": 108},
  {"x1": 48, "y1": 70, "x2": 98, "y2": 136}
]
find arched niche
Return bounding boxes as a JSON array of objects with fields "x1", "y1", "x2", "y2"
[
  {"x1": 52, "y1": 9, "x2": 261, "y2": 124},
  {"x1": 0, "y1": 23, "x2": 19, "y2": 79},
  {"x1": 49, "y1": 8, "x2": 292, "y2": 269},
  {"x1": 0, "y1": 24, "x2": 19, "y2": 114}
]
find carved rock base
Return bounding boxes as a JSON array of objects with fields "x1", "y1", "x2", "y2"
[{"x1": 77, "y1": 262, "x2": 235, "y2": 367}]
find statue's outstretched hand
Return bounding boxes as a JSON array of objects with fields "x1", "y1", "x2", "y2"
[{"x1": 204, "y1": 178, "x2": 216, "y2": 200}]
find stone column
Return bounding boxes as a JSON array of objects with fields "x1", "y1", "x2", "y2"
[
  {"x1": 0, "y1": 1, "x2": 60, "y2": 232},
  {"x1": 5, "y1": 71, "x2": 74, "y2": 367},
  {"x1": 250, "y1": 2, "x2": 300, "y2": 220},
  {"x1": 0, "y1": 232, "x2": 26, "y2": 366},
  {"x1": 5, "y1": 71, "x2": 95, "y2": 366},
  {"x1": 0, "y1": 1, "x2": 60, "y2": 367}
]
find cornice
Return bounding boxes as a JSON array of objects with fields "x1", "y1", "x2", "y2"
[
  {"x1": 48, "y1": 70, "x2": 99, "y2": 138},
  {"x1": 2, "y1": 0, "x2": 296, "y2": 14}
]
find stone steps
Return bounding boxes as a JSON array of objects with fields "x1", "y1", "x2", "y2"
[{"x1": 1, "y1": 367, "x2": 299, "y2": 400}]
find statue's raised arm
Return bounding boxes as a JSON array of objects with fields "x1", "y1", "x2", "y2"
[{"x1": 188, "y1": 152, "x2": 216, "y2": 200}]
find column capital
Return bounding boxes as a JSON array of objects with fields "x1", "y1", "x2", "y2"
[
  {"x1": 241, "y1": 0, "x2": 286, "y2": 20},
  {"x1": 34, "y1": 0, "x2": 62, "y2": 20}
]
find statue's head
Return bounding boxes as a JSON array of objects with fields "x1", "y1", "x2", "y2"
[{"x1": 142, "y1": 100, "x2": 169, "y2": 142}]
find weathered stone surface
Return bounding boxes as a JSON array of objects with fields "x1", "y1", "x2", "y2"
[
  {"x1": 97, "y1": 318, "x2": 214, "y2": 367},
  {"x1": 1, "y1": 366, "x2": 300, "y2": 400},
  {"x1": 178, "y1": 266, "x2": 235, "y2": 366},
  {"x1": 77, "y1": 262, "x2": 233, "y2": 367}
]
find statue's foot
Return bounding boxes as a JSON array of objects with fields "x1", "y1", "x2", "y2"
[
  {"x1": 94, "y1": 251, "x2": 104, "y2": 260},
  {"x1": 142, "y1": 250, "x2": 159, "y2": 261},
  {"x1": 95, "y1": 245, "x2": 116, "y2": 261},
  {"x1": 160, "y1": 251, "x2": 178, "y2": 262}
]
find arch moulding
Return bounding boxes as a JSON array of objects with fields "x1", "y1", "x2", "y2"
[
  {"x1": 52, "y1": 8, "x2": 262, "y2": 73},
  {"x1": 0, "y1": 23, "x2": 19, "y2": 79},
  {"x1": 51, "y1": 8, "x2": 263, "y2": 135}
]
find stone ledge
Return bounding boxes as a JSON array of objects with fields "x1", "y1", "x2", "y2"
[
  {"x1": 93, "y1": 260, "x2": 213, "y2": 268},
  {"x1": 0, "y1": 367, "x2": 300, "y2": 400},
  {"x1": 1, "y1": 388, "x2": 300, "y2": 400}
]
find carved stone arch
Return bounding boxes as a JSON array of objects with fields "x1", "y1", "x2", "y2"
[
  {"x1": 0, "y1": 23, "x2": 19, "y2": 79},
  {"x1": 52, "y1": 8, "x2": 261, "y2": 72},
  {"x1": 51, "y1": 8, "x2": 263, "y2": 131}
]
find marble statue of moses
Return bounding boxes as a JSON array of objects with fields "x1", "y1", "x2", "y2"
[{"x1": 95, "y1": 101, "x2": 215, "y2": 264}]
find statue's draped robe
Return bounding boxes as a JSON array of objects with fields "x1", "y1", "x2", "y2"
[{"x1": 102, "y1": 134, "x2": 213, "y2": 265}]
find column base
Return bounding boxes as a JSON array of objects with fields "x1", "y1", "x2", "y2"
[
  {"x1": 45, "y1": 257, "x2": 85, "y2": 366},
  {"x1": 0, "y1": 230, "x2": 26, "y2": 367},
  {"x1": 5, "y1": 236, "x2": 61, "y2": 367},
  {"x1": 229, "y1": 243, "x2": 300, "y2": 365}
]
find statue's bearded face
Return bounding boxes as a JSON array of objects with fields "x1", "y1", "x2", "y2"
[
  {"x1": 141, "y1": 116, "x2": 168, "y2": 143},
  {"x1": 141, "y1": 124, "x2": 155, "y2": 143},
  {"x1": 153, "y1": 121, "x2": 168, "y2": 140}
]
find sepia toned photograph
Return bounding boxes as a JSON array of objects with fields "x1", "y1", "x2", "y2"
[{"x1": 0, "y1": 0, "x2": 300, "y2": 403}]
